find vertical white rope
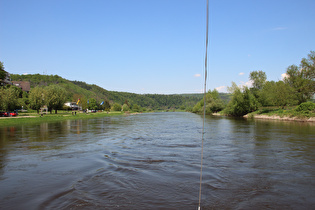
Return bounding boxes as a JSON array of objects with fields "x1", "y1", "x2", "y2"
[{"x1": 198, "y1": 0, "x2": 209, "y2": 209}]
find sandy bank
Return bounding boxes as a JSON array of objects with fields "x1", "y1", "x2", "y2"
[
  {"x1": 243, "y1": 114, "x2": 315, "y2": 122},
  {"x1": 212, "y1": 112, "x2": 315, "y2": 122}
]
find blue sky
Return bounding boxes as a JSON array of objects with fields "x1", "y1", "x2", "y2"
[{"x1": 1, "y1": 0, "x2": 314, "y2": 94}]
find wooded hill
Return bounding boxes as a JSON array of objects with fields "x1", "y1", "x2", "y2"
[{"x1": 11, "y1": 74, "x2": 229, "y2": 110}]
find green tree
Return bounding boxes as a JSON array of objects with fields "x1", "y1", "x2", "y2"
[
  {"x1": 88, "y1": 98, "x2": 97, "y2": 110},
  {"x1": 45, "y1": 85, "x2": 67, "y2": 114},
  {"x1": 132, "y1": 104, "x2": 141, "y2": 112},
  {"x1": 192, "y1": 89, "x2": 224, "y2": 114},
  {"x1": 103, "y1": 100, "x2": 111, "y2": 111},
  {"x1": 122, "y1": 104, "x2": 130, "y2": 111},
  {"x1": 0, "y1": 61, "x2": 6, "y2": 81},
  {"x1": 224, "y1": 82, "x2": 259, "y2": 116},
  {"x1": 29, "y1": 86, "x2": 46, "y2": 113},
  {"x1": 284, "y1": 51, "x2": 315, "y2": 104},
  {"x1": 111, "y1": 103, "x2": 122, "y2": 111},
  {"x1": 261, "y1": 81, "x2": 297, "y2": 108},
  {"x1": 250, "y1": 70, "x2": 267, "y2": 90},
  {"x1": 0, "y1": 86, "x2": 20, "y2": 111},
  {"x1": 79, "y1": 97, "x2": 88, "y2": 110}
]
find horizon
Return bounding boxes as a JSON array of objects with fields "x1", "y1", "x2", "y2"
[{"x1": 1, "y1": 0, "x2": 314, "y2": 94}]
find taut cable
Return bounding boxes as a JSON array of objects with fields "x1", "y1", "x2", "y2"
[{"x1": 198, "y1": 0, "x2": 209, "y2": 209}]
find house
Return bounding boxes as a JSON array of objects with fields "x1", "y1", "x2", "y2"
[
  {"x1": 12, "y1": 81, "x2": 31, "y2": 93},
  {"x1": 0, "y1": 70, "x2": 13, "y2": 86},
  {"x1": 64, "y1": 102, "x2": 80, "y2": 110}
]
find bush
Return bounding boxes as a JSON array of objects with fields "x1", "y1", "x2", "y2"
[
  {"x1": 122, "y1": 104, "x2": 130, "y2": 111},
  {"x1": 295, "y1": 102, "x2": 315, "y2": 112},
  {"x1": 224, "y1": 86, "x2": 259, "y2": 116},
  {"x1": 111, "y1": 103, "x2": 122, "y2": 111}
]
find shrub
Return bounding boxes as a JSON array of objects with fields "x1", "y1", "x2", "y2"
[
  {"x1": 111, "y1": 103, "x2": 122, "y2": 111},
  {"x1": 295, "y1": 102, "x2": 315, "y2": 112}
]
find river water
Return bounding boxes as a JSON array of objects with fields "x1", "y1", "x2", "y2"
[{"x1": 0, "y1": 112, "x2": 314, "y2": 209}]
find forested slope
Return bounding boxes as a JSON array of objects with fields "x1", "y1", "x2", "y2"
[{"x1": 11, "y1": 74, "x2": 205, "y2": 110}]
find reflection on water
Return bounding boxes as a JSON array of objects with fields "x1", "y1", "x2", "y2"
[{"x1": 0, "y1": 113, "x2": 314, "y2": 209}]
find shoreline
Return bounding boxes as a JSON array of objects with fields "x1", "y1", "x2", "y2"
[
  {"x1": 213, "y1": 112, "x2": 315, "y2": 123},
  {"x1": 0, "y1": 111, "x2": 126, "y2": 127},
  {"x1": 243, "y1": 114, "x2": 315, "y2": 122}
]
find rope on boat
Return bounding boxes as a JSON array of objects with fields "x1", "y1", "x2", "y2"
[{"x1": 198, "y1": 0, "x2": 209, "y2": 209}]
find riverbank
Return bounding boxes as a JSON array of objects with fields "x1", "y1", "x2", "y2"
[
  {"x1": 243, "y1": 114, "x2": 315, "y2": 122},
  {"x1": 212, "y1": 112, "x2": 315, "y2": 122},
  {"x1": 0, "y1": 111, "x2": 126, "y2": 127}
]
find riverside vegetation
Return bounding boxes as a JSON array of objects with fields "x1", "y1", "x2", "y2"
[
  {"x1": 1, "y1": 51, "x2": 314, "y2": 124},
  {"x1": 1, "y1": 61, "x2": 229, "y2": 126},
  {"x1": 192, "y1": 51, "x2": 315, "y2": 120}
]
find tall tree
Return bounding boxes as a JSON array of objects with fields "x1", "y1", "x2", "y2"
[
  {"x1": 192, "y1": 89, "x2": 224, "y2": 114},
  {"x1": 224, "y1": 82, "x2": 259, "y2": 116},
  {"x1": 0, "y1": 61, "x2": 7, "y2": 82},
  {"x1": 88, "y1": 98, "x2": 97, "y2": 110},
  {"x1": 0, "y1": 86, "x2": 20, "y2": 111},
  {"x1": 261, "y1": 81, "x2": 297, "y2": 108},
  {"x1": 249, "y1": 70, "x2": 267, "y2": 90},
  {"x1": 29, "y1": 86, "x2": 46, "y2": 113},
  {"x1": 284, "y1": 51, "x2": 315, "y2": 104},
  {"x1": 45, "y1": 85, "x2": 67, "y2": 114}
]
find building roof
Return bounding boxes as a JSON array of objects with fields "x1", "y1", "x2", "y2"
[{"x1": 12, "y1": 81, "x2": 31, "y2": 92}]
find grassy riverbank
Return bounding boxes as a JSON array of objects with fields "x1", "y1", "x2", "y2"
[
  {"x1": 0, "y1": 111, "x2": 125, "y2": 127},
  {"x1": 244, "y1": 107, "x2": 315, "y2": 122},
  {"x1": 214, "y1": 105, "x2": 315, "y2": 122}
]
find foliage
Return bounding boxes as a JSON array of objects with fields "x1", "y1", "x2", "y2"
[
  {"x1": 10, "y1": 74, "x2": 204, "y2": 110},
  {"x1": 252, "y1": 104, "x2": 315, "y2": 119},
  {"x1": 45, "y1": 85, "x2": 67, "y2": 114},
  {"x1": 260, "y1": 81, "x2": 297, "y2": 108},
  {"x1": 132, "y1": 104, "x2": 141, "y2": 112},
  {"x1": 224, "y1": 83, "x2": 259, "y2": 116},
  {"x1": 88, "y1": 98, "x2": 97, "y2": 110},
  {"x1": 284, "y1": 51, "x2": 315, "y2": 104},
  {"x1": 192, "y1": 89, "x2": 225, "y2": 114},
  {"x1": 103, "y1": 100, "x2": 111, "y2": 111},
  {"x1": 111, "y1": 103, "x2": 122, "y2": 111},
  {"x1": 249, "y1": 70, "x2": 267, "y2": 90},
  {"x1": 0, "y1": 86, "x2": 20, "y2": 111},
  {"x1": 0, "y1": 61, "x2": 6, "y2": 81},
  {"x1": 29, "y1": 86, "x2": 46, "y2": 113},
  {"x1": 122, "y1": 104, "x2": 130, "y2": 111},
  {"x1": 295, "y1": 102, "x2": 315, "y2": 113}
]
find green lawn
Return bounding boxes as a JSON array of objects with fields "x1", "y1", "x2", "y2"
[
  {"x1": 250, "y1": 106, "x2": 315, "y2": 119},
  {"x1": 0, "y1": 111, "x2": 124, "y2": 127}
]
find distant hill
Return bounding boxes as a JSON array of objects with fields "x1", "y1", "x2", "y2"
[{"x1": 12, "y1": 74, "x2": 225, "y2": 109}]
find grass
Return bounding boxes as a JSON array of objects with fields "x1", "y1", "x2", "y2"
[
  {"x1": 0, "y1": 111, "x2": 125, "y2": 127},
  {"x1": 251, "y1": 106, "x2": 315, "y2": 119}
]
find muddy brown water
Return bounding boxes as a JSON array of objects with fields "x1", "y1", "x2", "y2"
[{"x1": 0, "y1": 112, "x2": 314, "y2": 209}]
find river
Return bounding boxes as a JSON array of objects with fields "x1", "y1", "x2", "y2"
[{"x1": 0, "y1": 112, "x2": 314, "y2": 209}]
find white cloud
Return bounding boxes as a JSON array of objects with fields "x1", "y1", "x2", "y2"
[
  {"x1": 194, "y1": 74, "x2": 201, "y2": 77},
  {"x1": 23, "y1": 73, "x2": 28, "y2": 75},
  {"x1": 281, "y1": 73, "x2": 289, "y2": 80},
  {"x1": 240, "y1": 80, "x2": 253, "y2": 88},
  {"x1": 239, "y1": 72, "x2": 244, "y2": 76},
  {"x1": 215, "y1": 86, "x2": 227, "y2": 92}
]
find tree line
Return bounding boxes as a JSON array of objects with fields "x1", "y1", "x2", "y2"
[
  {"x1": 193, "y1": 51, "x2": 315, "y2": 116},
  {"x1": 1, "y1": 65, "x2": 204, "y2": 113}
]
